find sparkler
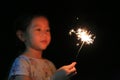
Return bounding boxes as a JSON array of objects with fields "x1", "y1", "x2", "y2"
[{"x1": 69, "y1": 28, "x2": 96, "y2": 60}]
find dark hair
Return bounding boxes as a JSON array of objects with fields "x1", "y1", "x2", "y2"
[{"x1": 14, "y1": 13, "x2": 49, "y2": 32}]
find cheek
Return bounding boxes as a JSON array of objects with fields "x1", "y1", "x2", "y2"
[
  {"x1": 27, "y1": 34, "x2": 38, "y2": 44},
  {"x1": 47, "y1": 34, "x2": 51, "y2": 43},
  {"x1": 31, "y1": 35, "x2": 40, "y2": 42}
]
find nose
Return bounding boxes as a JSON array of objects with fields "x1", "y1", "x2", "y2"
[{"x1": 40, "y1": 31, "x2": 47, "y2": 37}]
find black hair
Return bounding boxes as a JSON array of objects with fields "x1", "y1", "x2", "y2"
[{"x1": 14, "y1": 13, "x2": 49, "y2": 33}]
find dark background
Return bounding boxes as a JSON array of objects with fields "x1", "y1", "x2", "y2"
[{"x1": 0, "y1": 0, "x2": 119, "y2": 80}]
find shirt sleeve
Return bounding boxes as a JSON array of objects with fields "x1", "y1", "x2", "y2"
[
  {"x1": 8, "y1": 57, "x2": 30, "y2": 79},
  {"x1": 50, "y1": 69, "x2": 67, "y2": 80}
]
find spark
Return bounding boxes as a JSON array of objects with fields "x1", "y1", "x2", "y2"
[{"x1": 69, "y1": 28, "x2": 96, "y2": 59}]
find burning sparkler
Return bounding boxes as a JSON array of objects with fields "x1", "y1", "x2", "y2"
[{"x1": 69, "y1": 28, "x2": 96, "y2": 60}]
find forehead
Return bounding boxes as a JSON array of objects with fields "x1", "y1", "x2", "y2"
[
  {"x1": 28, "y1": 16, "x2": 49, "y2": 28},
  {"x1": 31, "y1": 16, "x2": 49, "y2": 24}
]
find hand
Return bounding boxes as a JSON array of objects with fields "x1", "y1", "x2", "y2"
[
  {"x1": 51, "y1": 62, "x2": 77, "y2": 80},
  {"x1": 58, "y1": 62, "x2": 77, "y2": 76}
]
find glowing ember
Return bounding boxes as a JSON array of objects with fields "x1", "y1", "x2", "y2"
[
  {"x1": 69, "y1": 28, "x2": 96, "y2": 59},
  {"x1": 69, "y1": 28, "x2": 95, "y2": 45}
]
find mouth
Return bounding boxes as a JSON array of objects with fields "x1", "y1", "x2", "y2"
[{"x1": 40, "y1": 40, "x2": 48, "y2": 44}]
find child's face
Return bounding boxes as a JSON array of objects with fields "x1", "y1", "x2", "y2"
[{"x1": 25, "y1": 16, "x2": 51, "y2": 51}]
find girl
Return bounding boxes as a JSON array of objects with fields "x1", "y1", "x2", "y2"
[{"x1": 8, "y1": 13, "x2": 77, "y2": 80}]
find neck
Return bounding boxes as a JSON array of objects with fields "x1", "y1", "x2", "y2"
[{"x1": 23, "y1": 47, "x2": 43, "y2": 59}]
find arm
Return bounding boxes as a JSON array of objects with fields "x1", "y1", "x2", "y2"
[{"x1": 51, "y1": 62, "x2": 77, "y2": 80}]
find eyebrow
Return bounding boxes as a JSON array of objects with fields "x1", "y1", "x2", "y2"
[
  {"x1": 31, "y1": 24, "x2": 49, "y2": 28},
  {"x1": 33, "y1": 25, "x2": 50, "y2": 29}
]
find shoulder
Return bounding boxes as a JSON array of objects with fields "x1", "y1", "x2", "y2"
[
  {"x1": 8, "y1": 55, "x2": 31, "y2": 79},
  {"x1": 13, "y1": 55, "x2": 30, "y2": 65}
]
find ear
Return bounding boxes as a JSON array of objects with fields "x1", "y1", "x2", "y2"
[{"x1": 16, "y1": 30, "x2": 26, "y2": 42}]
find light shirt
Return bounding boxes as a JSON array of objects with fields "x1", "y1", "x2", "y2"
[{"x1": 8, "y1": 55, "x2": 56, "y2": 80}]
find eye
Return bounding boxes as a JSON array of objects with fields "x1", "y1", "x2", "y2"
[
  {"x1": 46, "y1": 29, "x2": 50, "y2": 32},
  {"x1": 36, "y1": 28, "x2": 41, "y2": 31}
]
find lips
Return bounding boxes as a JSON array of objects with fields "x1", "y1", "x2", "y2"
[{"x1": 40, "y1": 40, "x2": 47, "y2": 44}]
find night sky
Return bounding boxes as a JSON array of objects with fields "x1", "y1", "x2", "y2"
[{"x1": 0, "y1": 0, "x2": 119, "y2": 80}]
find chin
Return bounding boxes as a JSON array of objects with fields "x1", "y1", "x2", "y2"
[
  {"x1": 42, "y1": 48, "x2": 47, "y2": 50},
  {"x1": 38, "y1": 44, "x2": 49, "y2": 50},
  {"x1": 41, "y1": 46, "x2": 48, "y2": 50},
  {"x1": 37, "y1": 47, "x2": 46, "y2": 51}
]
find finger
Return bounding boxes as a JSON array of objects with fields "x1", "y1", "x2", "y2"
[
  {"x1": 69, "y1": 67, "x2": 76, "y2": 73},
  {"x1": 67, "y1": 71, "x2": 77, "y2": 78},
  {"x1": 67, "y1": 67, "x2": 77, "y2": 76},
  {"x1": 68, "y1": 62, "x2": 77, "y2": 69}
]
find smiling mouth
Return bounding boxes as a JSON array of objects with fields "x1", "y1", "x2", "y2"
[{"x1": 40, "y1": 40, "x2": 47, "y2": 44}]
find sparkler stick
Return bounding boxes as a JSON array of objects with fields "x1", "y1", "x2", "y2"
[
  {"x1": 76, "y1": 41, "x2": 84, "y2": 59},
  {"x1": 69, "y1": 28, "x2": 96, "y2": 60}
]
